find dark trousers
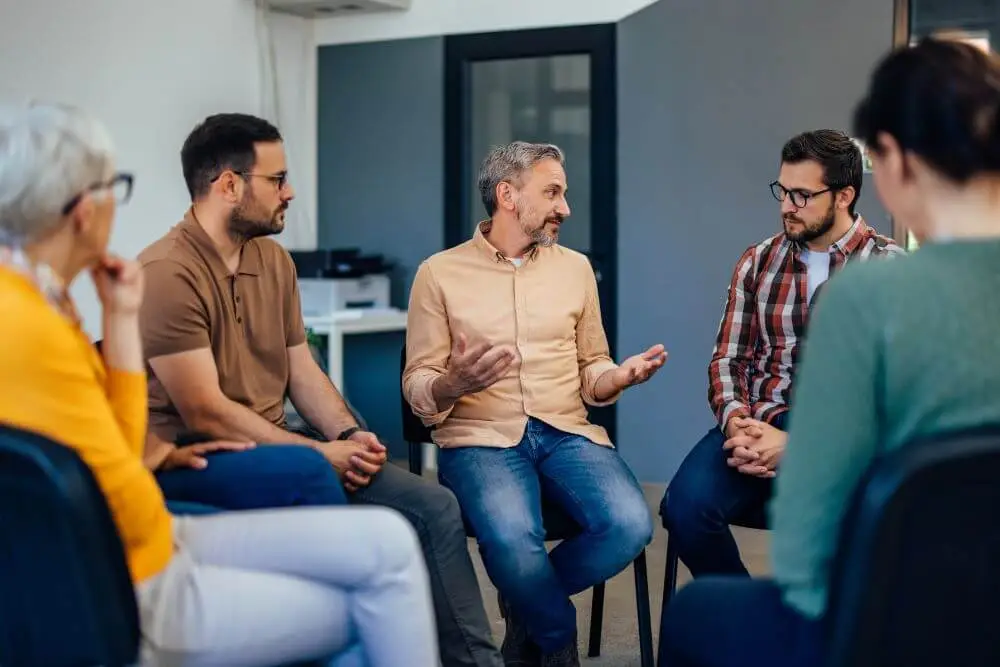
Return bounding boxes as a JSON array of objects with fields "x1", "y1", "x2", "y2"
[
  {"x1": 660, "y1": 577, "x2": 823, "y2": 667},
  {"x1": 156, "y1": 444, "x2": 348, "y2": 510},
  {"x1": 659, "y1": 412, "x2": 788, "y2": 577},
  {"x1": 289, "y1": 426, "x2": 503, "y2": 667}
]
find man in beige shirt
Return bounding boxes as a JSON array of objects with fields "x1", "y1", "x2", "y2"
[{"x1": 404, "y1": 141, "x2": 665, "y2": 667}]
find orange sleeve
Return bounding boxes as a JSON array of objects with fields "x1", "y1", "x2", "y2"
[{"x1": 0, "y1": 281, "x2": 172, "y2": 582}]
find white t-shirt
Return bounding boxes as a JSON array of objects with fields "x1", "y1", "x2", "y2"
[{"x1": 801, "y1": 249, "x2": 831, "y2": 304}]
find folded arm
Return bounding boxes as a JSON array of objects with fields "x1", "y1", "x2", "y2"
[{"x1": 708, "y1": 248, "x2": 759, "y2": 431}]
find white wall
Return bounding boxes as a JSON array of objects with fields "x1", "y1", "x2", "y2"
[
  {"x1": 314, "y1": 0, "x2": 660, "y2": 45},
  {"x1": 0, "y1": 0, "x2": 317, "y2": 337}
]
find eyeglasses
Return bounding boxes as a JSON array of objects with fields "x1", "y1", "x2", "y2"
[
  {"x1": 61, "y1": 172, "x2": 134, "y2": 215},
  {"x1": 242, "y1": 171, "x2": 289, "y2": 190},
  {"x1": 770, "y1": 181, "x2": 832, "y2": 208},
  {"x1": 211, "y1": 169, "x2": 290, "y2": 191}
]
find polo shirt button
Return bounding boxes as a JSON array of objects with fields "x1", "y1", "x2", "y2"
[
  {"x1": 237, "y1": 317, "x2": 243, "y2": 324},
  {"x1": 235, "y1": 296, "x2": 240, "y2": 303}
]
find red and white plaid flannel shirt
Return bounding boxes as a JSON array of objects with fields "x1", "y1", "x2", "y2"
[{"x1": 708, "y1": 216, "x2": 904, "y2": 430}]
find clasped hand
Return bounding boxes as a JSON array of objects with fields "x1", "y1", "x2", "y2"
[
  {"x1": 317, "y1": 431, "x2": 387, "y2": 492},
  {"x1": 722, "y1": 416, "x2": 787, "y2": 478}
]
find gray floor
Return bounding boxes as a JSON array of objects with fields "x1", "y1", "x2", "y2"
[{"x1": 464, "y1": 482, "x2": 772, "y2": 667}]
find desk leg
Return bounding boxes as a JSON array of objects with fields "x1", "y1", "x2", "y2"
[{"x1": 327, "y1": 331, "x2": 344, "y2": 395}]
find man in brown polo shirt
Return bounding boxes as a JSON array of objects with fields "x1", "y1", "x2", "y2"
[{"x1": 138, "y1": 113, "x2": 503, "y2": 667}]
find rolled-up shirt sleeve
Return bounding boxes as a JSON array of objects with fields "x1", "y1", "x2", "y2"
[
  {"x1": 577, "y1": 257, "x2": 619, "y2": 406},
  {"x1": 403, "y1": 261, "x2": 455, "y2": 425}
]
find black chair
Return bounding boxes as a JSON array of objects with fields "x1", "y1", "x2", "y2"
[
  {"x1": 824, "y1": 426, "x2": 1000, "y2": 667},
  {"x1": 0, "y1": 424, "x2": 140, "y2": 666},
  {"x1": 400, "y1": 347, "x2": 654, "y2": 666}
]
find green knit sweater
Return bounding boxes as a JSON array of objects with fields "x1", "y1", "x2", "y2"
[{"x1": 770, "y1": 237, "x2": 1000, "y2": 619}]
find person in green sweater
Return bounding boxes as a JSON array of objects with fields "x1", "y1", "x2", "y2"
[{"x1": 661, "y1": 36, "x2": 1000, "y2": 667}]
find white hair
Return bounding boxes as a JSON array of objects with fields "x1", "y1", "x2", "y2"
[{"x1": 0, "y1": 102, "x2": 115, "y2": 245}]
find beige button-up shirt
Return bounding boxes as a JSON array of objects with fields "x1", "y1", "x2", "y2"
[{"x1": 403, "y1": 223, "x2": 621, "y2": 448}]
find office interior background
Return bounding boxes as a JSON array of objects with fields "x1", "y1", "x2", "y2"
[{"x1": 1, "y1": 0, "x2": 992, "y2": 485}]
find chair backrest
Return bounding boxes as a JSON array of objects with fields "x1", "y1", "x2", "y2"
[
  {"x1": 825, "y1": 425, "x2": 1000, "y2": 667},
  {"x1": 0, "y1": 424, "x2": 140, "y2": 667},
  {"x1": 399, "y1": 346, "x2": 433, "y2": 444}
]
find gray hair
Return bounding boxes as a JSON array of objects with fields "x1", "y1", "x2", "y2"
[
  {"x1": 477, "y1": 141, "x2": 564, "y2": 216},
  {"x1": 0, "y1": 102, "x2": 115, "y2": 245}
]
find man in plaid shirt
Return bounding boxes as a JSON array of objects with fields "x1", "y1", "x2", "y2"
[{"x1": 659, "y1": 130, "x2": 904, "y2": 578}]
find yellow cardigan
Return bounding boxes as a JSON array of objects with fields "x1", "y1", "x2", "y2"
[{"x1": 0, "y1": 268, "x2": 173, "y2": 583}]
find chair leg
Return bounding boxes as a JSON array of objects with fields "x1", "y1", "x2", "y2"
[
  {"x1": 587, "y1": 582, "x2": 606, "y2": 658},
  {"x1": 633, "y1": 550, "x2": 654, "y2": 667},
  {"x1": 658, "y1": 534, "x2": 681, "y2": 666},
  {"x1": 407, "y1": 440, "x2": 423, "y2": 476}
]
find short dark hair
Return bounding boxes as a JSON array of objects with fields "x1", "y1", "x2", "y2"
[
  {"x1": 180, "y1": 113, "x2": 282, "y2": 200},
  {"x1": 780, "y1": 129, "x2": 863, "y2": 215},
  {"x1": 853, "y1": 36, "x2": 1000, "y2": 184}
]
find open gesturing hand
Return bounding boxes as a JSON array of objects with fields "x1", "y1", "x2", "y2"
[
  {"x1": 612, "y1": 344, "x2": 667, "y2": 390},
  {"x1": 439, "y1": 332, "x2": 518, "y2": 399}
]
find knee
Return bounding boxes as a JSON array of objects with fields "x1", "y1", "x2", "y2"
[
  {"x1": 661, "y1": 468, "x2": 713, "y2": 534},
  {"x1": 478, "y1": 514, "x2": 547, "y2": 578},
  {"x1": 367, "y1": 508, "x2": 423, "y2": 573},
  {"x1": 413, "y1": 482, "x2": 466, "y2": 534},
  {"x1": 598, "y1": 491, "x2": 653, "y2": 555}
]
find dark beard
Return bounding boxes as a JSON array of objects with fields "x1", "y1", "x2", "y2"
[
  {"x1": 227, "y1": 204, "x2": 285, "y2": 243},
  {"x1": 783, "y1": 201, "x2": 836, "y2": 244}
]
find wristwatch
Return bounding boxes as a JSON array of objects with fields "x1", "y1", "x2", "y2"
[{"x1": 337, "y1": 426, "x2": 362, "y2": 441}]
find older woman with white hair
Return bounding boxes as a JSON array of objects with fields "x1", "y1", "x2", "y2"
[{"x1": 0, "y1": 101, "x2": 438, "y2": 667}]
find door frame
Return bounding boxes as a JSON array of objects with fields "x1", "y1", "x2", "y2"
[{"x1": 443, "y1": 23, "x2": 619, "y2": 440}]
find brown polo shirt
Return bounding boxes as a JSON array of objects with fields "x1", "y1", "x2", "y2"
[{"x1": 137, "y1": 209, "x2": 306, "y2": 440}]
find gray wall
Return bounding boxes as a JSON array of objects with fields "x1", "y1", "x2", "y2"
[
  {"x1": 317, "y1": 37, "x2": 444, "y2": 308},
  {"x1": 316, "y1": 0, "x2": 896, "y2": 482},
  {"x1": 317, "y1": 37, "x2": 444, "y2": 459},
  {"x1": 616, "y1": 0, "x2": 895, "y2": 482}
]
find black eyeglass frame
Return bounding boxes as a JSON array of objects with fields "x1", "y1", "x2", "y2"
[
  {"x1": 769, "y1": 180, "x2": 835, "y2": 209},
  {"x1": 60, "y1": 172, "x2": 134, "y2": 216},
  {"x1": 211, "y1": 169, "x2": 289, "y2": 190}
]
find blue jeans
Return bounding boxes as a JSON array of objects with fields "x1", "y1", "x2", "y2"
[
  {"x1": 660, "y1": 412, "x2": 787, "y2": 577},
  {"x1": 660, "y1": 577, "x2": 823, "y2": 667},
  {"x1": 437, "y1": 418, "x2": 652, "y2": 653},
  {"x1": 156, "y1": 444, "x2": 347, "y2": 510}
]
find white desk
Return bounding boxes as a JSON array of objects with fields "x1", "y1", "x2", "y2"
[{"x1": 303, "y1": 309, "x2": 408, "y2": 392}]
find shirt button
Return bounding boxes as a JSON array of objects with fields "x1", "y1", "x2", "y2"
[
  {"x1": 235, "y1": 296, "x2": 240, "y2": 303},
  {"x1": 237, "y1": 316, "x2": 243, "y2": 324}
]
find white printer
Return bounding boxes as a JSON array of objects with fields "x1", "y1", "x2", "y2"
[{"x1": 290, "y1": 249, "x2": 394, "y2": 317}]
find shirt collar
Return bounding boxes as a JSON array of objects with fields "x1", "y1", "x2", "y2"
[
  {"x1": 473, "y1": 220, "x2": 541, "y2": 264},
  {"x1": 180, "y1": 208, "x2": 261, "y2": 277}
]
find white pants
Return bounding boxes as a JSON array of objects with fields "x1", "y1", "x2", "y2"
[{"x1": 136, "y1": 506, "x2": 438, "y2": 667}]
